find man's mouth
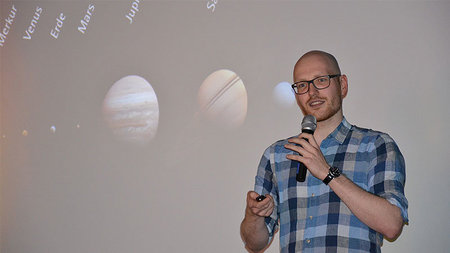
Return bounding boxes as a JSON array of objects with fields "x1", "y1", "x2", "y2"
[{"x1": 309, "y1": 100, "x2": 325, "y2": 107}]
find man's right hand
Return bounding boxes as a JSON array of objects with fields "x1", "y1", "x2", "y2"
[
  {"x1": 246, "y1": 191, "x2": 274, "y2": 218},
  {"x1": 241, "y1": 191, "x2": 274, "y2": 252}
]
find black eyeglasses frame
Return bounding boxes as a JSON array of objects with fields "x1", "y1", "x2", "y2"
[{"x1": 291, "y1": 74, "x2": 341, "y2": 95}]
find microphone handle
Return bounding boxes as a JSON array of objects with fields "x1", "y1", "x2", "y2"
[
  {"x1": 302, "y1": 129, "x2": 314, "y2": 135},
  {"x1": 296, "y1": 129, "x2": 314, "y2": 182}
]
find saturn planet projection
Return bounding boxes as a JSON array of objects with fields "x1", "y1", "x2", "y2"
[
  {"x1": 102, "y1": 75, "x2": 159, "y2": 145},
  {"x1": 197, "y1": 69, "x2": 248, "y2": 128}
]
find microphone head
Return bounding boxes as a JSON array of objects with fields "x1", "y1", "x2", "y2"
[{"x1": 301, "y1": 115, "x2": 317, "y2": 131}]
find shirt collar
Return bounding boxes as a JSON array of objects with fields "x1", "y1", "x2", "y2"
[{"x1": 327, "y1": 117, "x2": 352, "y2": 144}]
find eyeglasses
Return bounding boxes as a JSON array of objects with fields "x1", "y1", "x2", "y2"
[{"x1": 291, "y1": 74, "x2": 341, "y2": 95}]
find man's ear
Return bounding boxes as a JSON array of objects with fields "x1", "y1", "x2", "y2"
[{"x1": 340, "y1": 75, "x2": 348, "y2": 98}]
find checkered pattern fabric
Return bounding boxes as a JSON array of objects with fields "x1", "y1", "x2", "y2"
[{"x1": 254, "y1": 118, "x2": 408, "y2": 253}]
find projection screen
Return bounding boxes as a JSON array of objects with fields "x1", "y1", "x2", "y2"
[{"x1": 1, "y1": 1, "x2": 449, "y2": 252}]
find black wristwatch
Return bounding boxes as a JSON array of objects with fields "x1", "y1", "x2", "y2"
[{"x1": 323, "y1": 166, "x2": 341, "y2": 185}]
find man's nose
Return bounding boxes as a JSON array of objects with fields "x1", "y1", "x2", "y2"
[{"x1": 308, "y1": 82, "x2": 319, "y2": 96}]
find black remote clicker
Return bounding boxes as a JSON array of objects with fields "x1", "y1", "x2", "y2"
[{"x1": 256, "y1": 195, "x2": 266, "y2": 202}]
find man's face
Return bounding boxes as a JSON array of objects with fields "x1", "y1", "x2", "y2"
[{"x1": 293, "y1": 55, "x2": 347, "y2": 122}]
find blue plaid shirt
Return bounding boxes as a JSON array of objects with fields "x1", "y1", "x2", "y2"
[{"x1": 254, "y1": 118, "x2": 408, "y2": 253}]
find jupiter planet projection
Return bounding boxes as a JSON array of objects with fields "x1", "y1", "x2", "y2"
[
  {"x1": 102, "y1": 75, "x2": 159, "y2": 145},
  {"x1": 197, "y1": 69, "x2": 248, "y2": 128}
]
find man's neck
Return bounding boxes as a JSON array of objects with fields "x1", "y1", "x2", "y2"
[{"x1": 313, "y1": 113, "x2": 343, "y2": 146}]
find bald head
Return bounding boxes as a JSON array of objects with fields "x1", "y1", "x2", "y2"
[
  {"x1": 294, "y1": 50, "x2": 341, "y2": 79},
  {"x1": 292, "y1": 50, "x2": 348, "y2": 123}
]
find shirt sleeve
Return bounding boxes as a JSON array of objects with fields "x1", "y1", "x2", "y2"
[
  {"x1": 254, "y1": 145, "x2": 279, "y2": 243},
  {"x1": 368, "y1": 134, "x2": 409, "y2": 223}
]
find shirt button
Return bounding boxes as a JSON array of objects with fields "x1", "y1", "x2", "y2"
[{"x1": 309, "y1": 216, "x2": 313, "y2": 220}]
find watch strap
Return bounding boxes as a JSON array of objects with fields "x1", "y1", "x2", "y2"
[
  {"x1": 323, "y1": 166, "x2": 340, "y2": 185},
  {"x1": 322, "y1": 173, "x2": 334, "y2": 185}
]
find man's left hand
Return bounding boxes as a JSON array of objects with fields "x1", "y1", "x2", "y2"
[{"x1": 284, "y1": 133, "x2": 330, "y2": 181}]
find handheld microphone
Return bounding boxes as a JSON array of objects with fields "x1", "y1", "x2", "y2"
[{"x1": 296, "y1": 115, "x2": 317, "y2": 182}]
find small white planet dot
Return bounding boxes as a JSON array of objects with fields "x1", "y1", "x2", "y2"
[
  {"x1": 102, "y1": 75, "x2": 159, "y2": 145},
  {"x1": 50, "y1": 126, "x2": 56, "y2": 133},
  {"x1": 273, "y1": 81, "x2": 296, "y2": 108}
]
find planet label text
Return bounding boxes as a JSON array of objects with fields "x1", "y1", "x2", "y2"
[
  {"x1": 78, "y1": 4, "x2": 95, "y2": 34},
  {"x1": 50, "y1": 13, "x2": 65, "y2": 39},
  {"x1": 23, "y1": 6, "x2": 43, "y2": 40},
  {"x1": 0, "y1": 5, "x2": 17, "y2": 47}
]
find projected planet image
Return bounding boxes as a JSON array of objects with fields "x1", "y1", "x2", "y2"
[
  {"x1": 197, "y1": 69, "x2": 248, "y2": 128},
  {"x1": 102, "y1": 75, "x2": 159, "y2": 145},
  {"x1": 274, "y1": 81, "x2": 296, "y2": 107}
]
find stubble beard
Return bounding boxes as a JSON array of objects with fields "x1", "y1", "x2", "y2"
[{"x1": 299, "y1": 95, "x2": 343, "y2": 123}]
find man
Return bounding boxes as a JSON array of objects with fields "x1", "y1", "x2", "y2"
[{"x1": 240, "y1": 50, "x2": 408, "y2": 253}]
